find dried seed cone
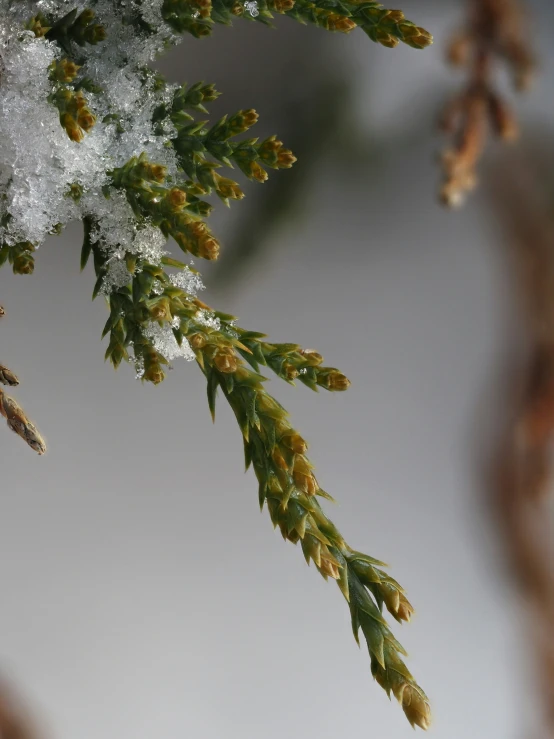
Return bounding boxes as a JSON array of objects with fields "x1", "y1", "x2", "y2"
[
  {"x1": 0, "y1": 365, "x2": 19, "y2": 386},
  {"x1": 0, "y1": 389, "x2": 46, "y2": 454}
]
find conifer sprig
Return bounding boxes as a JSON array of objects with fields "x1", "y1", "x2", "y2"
[
  {"x1": 0, "y1": 0, "x2": 435, "y2": 726},
  {"x1": 77, "y1": 236, "x2": 431, "y2": 728},
  {"x1": 27, "y1": 8, "x2": 106, "y2": 50},
  {"x1": 162, "y1": 0, "x2": 432, "y2": 49},
  {"x1": 216, "y1": 316, "x2": 351, "y2": 390}
]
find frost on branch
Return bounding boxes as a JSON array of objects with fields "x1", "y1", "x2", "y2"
[{"x1": 0, "y1": 2, "x2": 182, "y2": 267}]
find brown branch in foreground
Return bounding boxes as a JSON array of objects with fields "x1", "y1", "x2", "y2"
[
  {"x1": 0, "y1": 678, "x2": 41, "y2": 739},
  {"x1": 487, "y1": 155, "x2": 554, "y2": 736},
  {"x1": 0, "y1": 306, "x2": 46, "y2": 455},
  {"x1": 440, "y1": 0, "x2": 534, "y2": 207}
]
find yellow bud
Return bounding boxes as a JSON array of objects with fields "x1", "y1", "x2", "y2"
[
  {"x1": 328, "y1": 14, "x2": 356, "y2": 33},
  {"x1": 74, "y1": 92, "x2": 87, "y2": 111},
  {"x1": 61, "y1": 113, "x2": 84, "y2": 143},
  {"x1": 143, "y1": 365, "x2": 165, "y2": 384},
  {"x1": 213, "y1": 349, "x2": 238, "y2": 374},
  {"x1": 282, "y1": 433, "x2": 307, "y2": 454},
  {"x1": 376, "y1": 29, "x2": 398, "y2": 47},
  {"x1": 13, "y1": 254, "x2": 34, "y2": 274},
  {"x1": 401, "y1": 685, "x2": 432, "y2": 730},
  {"x1": 55, "y1": 58, "x2": 81, "y2": 82},
  {"x1": 283, "y1": 363, "x2": 299, "y2": 381},
  {"x1": 148, "y1": 163, "x2": 167, "y2": 183},
  {"x1": 167, "y1": 187, "x2": 187, "y2": 210},
  {"x1": 326, "y1": 371, "x2": 351, "y2": 391},
  {"x1": 385, "y1": 9, "x2": 404, "y2": 21},
  {"x1": 242, "y1": 109, "x2": 259, "y2": 128},
  {"x1": 215, "y1": 176, "x2": 244, "y2": 200},
  {"x1": 188, "y1": 333, "x2": 206, "y2": 350},
  {"x1": 277, "y1": 149, "x2": 297, "y2": 168},
  {"x1": 77, "y1": 111, "x2": 96, "y2": 132},
  {"x1": 148, "y1": 297, "x2": 171, "y2": 321},
  {"x1": 272, "y1": 0, "x2": 295, "y2": 11},
  {"x1": 197, "y1": 235, "x2": 220, "y2": 261},
  {"x1": 300, "y1": 348, "x2": 323, "y2": 366},
  {"x1": 251, "y1": 162, "x2": 268, "y2": 183},
  {"x1": 190, "y1": 221, "x2": 208, "y2": 238}
]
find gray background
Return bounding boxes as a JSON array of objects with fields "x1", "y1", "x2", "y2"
[{"x1": 1, "y1": 1, "x2": 553, "y2": 737}]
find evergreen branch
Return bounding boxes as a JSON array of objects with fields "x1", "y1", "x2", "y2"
[
  {"x1": 169, "y1": 106, "x2": 297, "y2": 190},
  {"x1": 192, "y1": 311, "x2": 431, "y2": 730},
  {"x1": 83, "y1": 242, "x2": 430, "y2": 728},
  {"x1": 161, "y1": 0, "x2": 432, "y2": 49},
  {"x1": 107, "y1": 154, "x2": 221, "y2": 259},
  {"x1": 285, "y1": 0, "x2": 432, "y2": 48},
  {"x1": 106, "y1": 127, "x2": 296, "y2": 259},
  {"x1": 214, "y1": 313, "x2": 351, "y2": 390},
  {"x1": 0, "y1": 0, "x2": 436, "y2": 725}
]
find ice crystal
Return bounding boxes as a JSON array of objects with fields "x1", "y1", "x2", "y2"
[
  {"x1": 244, "y1": 1, "x2": 259, "y2": 17},
  {"x1": 169, "y1": 266, "x2": 205, "y2": 297},
  {"x1": 195, "y1": 308, "x2": 221, "y2": 330},
  {"x1": 132, "y1": 352, "x2": 145, "y2": 380},
  {"x1": 99, "y1": 253, "x2": 130, "y2": 294},
  {"x1": 142, "y1": 318, "x2": 195, "y2": 362}
]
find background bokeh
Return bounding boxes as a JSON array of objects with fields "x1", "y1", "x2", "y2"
[{"x1": 1, "y1": 1, "x2": 553, "y2": 737}]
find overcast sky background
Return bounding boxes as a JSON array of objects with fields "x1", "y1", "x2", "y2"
[{"x1": 1, "y1": 2, "x2": 554, "y2": 738}]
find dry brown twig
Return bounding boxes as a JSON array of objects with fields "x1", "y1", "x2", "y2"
[
  {"x1": 0, "y1": 678, "x2": 42, "y2": 739},
  {"x1": 487, "y1": 153, "x2": 554, "y2": 736},
  {"x1": 440, "y1": 0, "x2": 535, "y2": 207},
  {"x1": 0, "y1": 306, "x2": 46, "y2": 455}
]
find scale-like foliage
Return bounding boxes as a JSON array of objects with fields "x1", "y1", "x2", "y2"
[{"x1": 0, "y1": 0, "x2": 433, "y2": 728}]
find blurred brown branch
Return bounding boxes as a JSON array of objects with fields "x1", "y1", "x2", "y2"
[
  {"x1": 0, "y1": 679, "x2": 41, "y2": 739},
  {"x1": 487, "y1": 151, "x2": 554, "y2": 736},
  {"x1": 440, "y1": 0, "x2": 534, "y2": 207}
]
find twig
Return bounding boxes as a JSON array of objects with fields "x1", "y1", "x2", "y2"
[
  {"x1": 0, "y1": 306, "x2": 46, "y2": 455},
  {"x1": 487, "y1": 154, "x2": 554, "y2": 736},
  {"x1": 440, "y1": 0, "x2": 534, "y2": 207}
]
